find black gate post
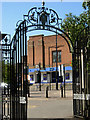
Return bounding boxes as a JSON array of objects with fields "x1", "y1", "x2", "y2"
[
  {"x1": 56, "y1": 30, "x2": 58, "y2": 90},
  {"x1": 39, "y1": 63, "x2": 41, "y2": 91},
  {"x1": 87, "y1": 3, "x2": 90, "y2": 118},
  {"x1": 63, "y1": 65, "x2": 65, "y2": 98},
  {"x1": 0, "y1": 33, "x2": 2, "y2": 120}
]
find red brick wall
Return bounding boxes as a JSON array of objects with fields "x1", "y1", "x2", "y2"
[
  {"x1": 27, "y1": 34, "x2": 72, "y2": 68},
  {"x1": 27, "y1": 35, "x2": 44, "y2": 68}
]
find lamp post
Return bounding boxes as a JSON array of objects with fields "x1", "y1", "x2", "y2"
[{"x1": 56, "y1": 30, "x2": 58, "y2": 90}]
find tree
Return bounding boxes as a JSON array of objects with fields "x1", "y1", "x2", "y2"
[
  {"x1": 82, "y1": 1, "x2": 90, "y2": 10},
  {"x1": 82, "y1": 1, "x2": 90, "y2": 26},
  {"x1": 61, "y1": 11, "x2": 88, "y2": 45},
  {"x1": 2, "y1": 60, "x2": 10, "y2": 83},
  {"x1": 61, "y1": 2, "x2": 90, "y2": 79}
]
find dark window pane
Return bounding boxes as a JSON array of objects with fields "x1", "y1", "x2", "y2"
[
  {"x1": 58, "y1": 51, "x2": 61, "y2": 62},
  {"x1": 52, "y1": 51, "x2": 61, "y2": 63},
  {"x1": 53, "y1": 51, "x2": 56, "y2": 63}
]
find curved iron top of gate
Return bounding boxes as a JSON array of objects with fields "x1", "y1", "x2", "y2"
[
  {"x1": 17, "y1": 2, "x2": 62, "y2": 28},
  {"x1": 15, "y1": 1, "x2": 73, "y2": 53},
  {"x1": 75, "y1": 26, "x2": 89, "y2": 50}
]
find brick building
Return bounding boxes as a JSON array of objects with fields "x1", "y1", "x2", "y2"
[{"x1": 27, "y1": 34, "x2": 72, "y2": 84}]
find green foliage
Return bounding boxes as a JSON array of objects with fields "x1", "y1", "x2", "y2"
[
  {"x1": 61, "y1": 2, "x2": 90, "y2": 45},
  {"x1": 82, "y1": 1, "x2": 90, "y2": 10},
  {"x1": 2, "y1": 61, "x2": 10, "y2": 83},
  {"x1": 61, "y1": 12, "x2": 88, "y2": 45},
  {"x1": 82, "y1": 1, "x2": 90, "y2": 25}
]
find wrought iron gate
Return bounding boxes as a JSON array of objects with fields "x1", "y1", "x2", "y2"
[
  {"x1": 10, "y1": 20, "x2": 27, "y2": 119},
  {"x1": 1, "y1": 3, "x2": 73, "y2": 119},
  {"x1": 1, "y1": 2, "x2": 90, "y2": 120},
  {"x1": 1, "y1": 34, "x2": 11, "y2": 119},
  {"x1": 73, "y1": 26, "x2": 90, "y2": 119}
]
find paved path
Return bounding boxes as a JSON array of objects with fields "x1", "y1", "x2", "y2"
[{"x1": 27, "y1": 90, "x2": 73, "y2": 119}]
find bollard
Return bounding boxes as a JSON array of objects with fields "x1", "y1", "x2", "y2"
[
  {"x1": 61, "y1": 86, "x2": 63, "y2": 98},
  {"x1": 39, "y1": 83, "x2": 41, "y2": 91},
  {"x1": 28, "y1": 86, "x2": 30, "y2": 97},
  {"x1": 46, "y1": 86, "x2": 48, "y2": 98}
]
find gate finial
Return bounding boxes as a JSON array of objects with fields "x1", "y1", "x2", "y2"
[{"x1": 42, "y1": 0, "x2": 45, "y2": 7}]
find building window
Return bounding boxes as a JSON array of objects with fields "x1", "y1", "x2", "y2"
[
  {"x1": 65, "y1": 73, "x2": 70, "y2": 80},
  {"x1": 58, "y1": 51, "x2": 61, "y2": 62},
  {"x1": 52, "y1": 51, "x2": 61, "y2": 63}
]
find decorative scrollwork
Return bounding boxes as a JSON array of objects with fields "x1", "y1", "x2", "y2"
[
  {"x1": 49, "y1": 9, "x2": 59, "y2": 26},
  {"x1": 28, "y1": 7, "x2": 38, "y2": 24},
  {"x1": 1, "y1": 35, "x2": 10, "y2": 45},
  {"x1": 23, "y1": 2, "x2": 62, "y2": 28},
  {"x1": 1, "y1": 34, "x2": 11, "y2": 58},
  {"x1": 16, "y1": 20, "x2": 23, "y2": 28}
]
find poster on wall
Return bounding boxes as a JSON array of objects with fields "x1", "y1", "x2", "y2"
[
  {"x1": 43, "y1": 74, "x2": 47, "y2": 80},
  {"x1": 65, "y1": 73, "x2": 70, "y2": 80},
  {"x1": 30, "y1": 75, "x2": 33, "y2": 81}
]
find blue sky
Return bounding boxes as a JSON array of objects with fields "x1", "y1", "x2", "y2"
[{"x1": 1, "y1": 1, "x2": 85, "y2": 39}]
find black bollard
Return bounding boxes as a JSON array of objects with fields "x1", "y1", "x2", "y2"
[
  {"x1": 39, "y1": 83, "x2": 41, "y2": 91},
  {"x1": 61, "y1": 86, "x2": 63, "y2": 98},
  {"x1": 46, "y1": 86, "x2": 48, "y2": 98},
  {"x1": 28, "y1": 86, "x2": 30, "y2": 97}
]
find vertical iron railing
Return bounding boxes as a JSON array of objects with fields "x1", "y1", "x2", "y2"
[
  {"x1": 73, "y1": 26, "x2": 90, "y2": 119},
  {"x1": 1, "y1": 35, "x2": 11, "y2": 120},
  {"x1": 56, "y1": 30, "x2": 58, "y2": 90},
  {"x1": 10, "y1": 20, "x2": 27, "y2": 120}
]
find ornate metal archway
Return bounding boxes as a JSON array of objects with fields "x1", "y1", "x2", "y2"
[
  {"x1": 2, "y1": 1, "x2": 90, "y2": 120},
  {"x1": 9, "y1": 2, "x2": 73, "y2": 119}
]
